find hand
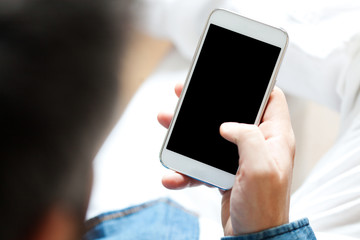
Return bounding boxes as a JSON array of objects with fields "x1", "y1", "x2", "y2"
[{"x1": 158, "y1": 83, "x2": 295, "y2": 236}]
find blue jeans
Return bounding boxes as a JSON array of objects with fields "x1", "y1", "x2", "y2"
[
  {"x1": 83, "y1": 198, "x2": 199, "y2": 240},
  {"x1": 84, "y1": 198, "x2": 316, "y2": 240}
]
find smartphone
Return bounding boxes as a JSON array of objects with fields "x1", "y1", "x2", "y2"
[{"x1": 160, "y1": 9, "x2": 288, "y2": 190}]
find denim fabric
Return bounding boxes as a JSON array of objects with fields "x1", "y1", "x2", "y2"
[
  {"x1": 83, "y1": 198, "x2": 199, "y2": 240},
  {"x1": 221, "y1": 218, "x2": 316, "y2": 240}
]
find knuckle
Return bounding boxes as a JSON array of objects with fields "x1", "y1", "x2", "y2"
[
  {"x1": 272, "y1": 86, "x2": 286, "y2": 99},
  {"x1": 278, "y1": 129, "x2": 296, "y2": 155},
  {"x1": 245, "y1": 165, "x2": 280, "y2": 182},
  {"x1": 289, "y1": 132, "x2": 296, "y2": 157},
  {"x1": 284, "y1": 129, "x2": 296, "y2": 162}
]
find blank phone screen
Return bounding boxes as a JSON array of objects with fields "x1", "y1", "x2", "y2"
[{"x1": 166, "y1": 24, "x2": 281, "y2": 175}]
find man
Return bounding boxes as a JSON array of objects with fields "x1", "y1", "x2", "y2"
[
  {"x1": 0, "y1": 0, "x2": 126, "y2": 239},
  {"x1": 0, "y1": 0, "x2": 315, "y2": 239}
]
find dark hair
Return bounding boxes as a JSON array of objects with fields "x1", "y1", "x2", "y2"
[{"x1": 0, "y1": 0, "x2": 129, "y2": 239}]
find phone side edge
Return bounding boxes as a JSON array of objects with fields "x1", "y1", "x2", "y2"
[{"x1": 254, "y1": 29, "x2": 289, "y2": 126}]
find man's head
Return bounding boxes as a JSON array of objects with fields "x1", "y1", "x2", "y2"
[{"x1": 0, "y1": 0, "x2": 129, "y2": 239}]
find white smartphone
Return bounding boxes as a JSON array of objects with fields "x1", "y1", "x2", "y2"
[{"x1": 160, "y1": 9, "x2": 288, "y2": 190}]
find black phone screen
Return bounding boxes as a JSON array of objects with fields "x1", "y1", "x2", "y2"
[{"x1": 166, "y1": 24, "x2": 281, "y2": 175}]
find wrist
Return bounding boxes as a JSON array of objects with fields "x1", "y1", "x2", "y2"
[{"x1": 232, "y1": 211, "x2": 289, "y2": 236}]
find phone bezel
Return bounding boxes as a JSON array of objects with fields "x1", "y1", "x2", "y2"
[{"x1": 160, "y1": 9, "x2": 289, "y2": 190}]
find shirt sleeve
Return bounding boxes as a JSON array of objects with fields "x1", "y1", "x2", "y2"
[
  {"x1": 289, "y1": 48, "x2": 360, "y2": 238},
  {"x1": 221, "y1": 218, "x2": 316, "y2": 240},
  {"x1": 134, "y1": 0, "x2": 360, "y2": 111}
]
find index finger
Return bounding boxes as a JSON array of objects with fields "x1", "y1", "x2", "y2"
[
  {"x1": 162, "y1": 172, "x2": 208, "y2": 189},
  {"x1": 175, "y1": 83, "x2": 184, "y2": 98},
  {"x1": 260, "y1": 87, "x2": 293, "y2": 139}
]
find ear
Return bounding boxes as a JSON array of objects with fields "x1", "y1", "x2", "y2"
[{"x1": 30, "y1": 206, "x2": 79, "y2": 240}]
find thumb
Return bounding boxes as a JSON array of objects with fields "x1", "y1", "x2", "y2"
[
  {"x1": 220, "y1": 122, "x2": 264, "y2": 147},
  {"x1": 220, "y1": 122, "x2": 268, "y2": 168}
]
